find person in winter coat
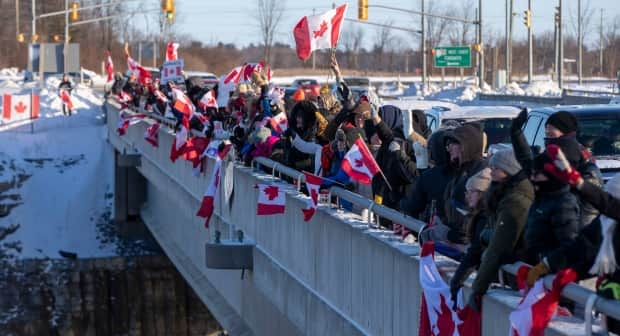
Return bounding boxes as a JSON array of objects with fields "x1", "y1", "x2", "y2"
[
  {"x1": 421, "y1": 124, "x2": 486, "y2": 245},
  {"x1": 512, "y1": 109, "x2": 603, "y2": 227},
  {"x1": 401, "y1": 127, "x2": 454, "y2": 222},
  {"x1": 408, "y1": 109, "x2": 431, "y2": 172},
  {"x1": 317, "y1": 84, "x2": 342, "y2": 121},
  {"x1": 58, "y1": 74, "x2": 73, "y2": 116},
  {"x1": 284, "y1": 100, "x2": 328, "y2": 173},
  {"x1": 369, "y1": 105, "x2": 417, "y2": 229},
  {"x1": 449, "y1": 168, "x2": 491, "y2": 308},
  {"x1": 526, "y1": 150, "x2": 620, "y2": 332},
  {"x1": 462, "y1": 149, "x2": 534, "y2": 311}
]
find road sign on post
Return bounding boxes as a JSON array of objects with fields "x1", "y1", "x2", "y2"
[{"x1": 433, "y1": 46, "x2": 471, "y2": 68}]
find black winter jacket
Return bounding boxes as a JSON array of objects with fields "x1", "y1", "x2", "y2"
[
  {"x1": 450, "y1": 209, "x2": 487, "y2": 290},
  {"x1": 523, "y1": 186, "x2": 580, "y2": 264}
]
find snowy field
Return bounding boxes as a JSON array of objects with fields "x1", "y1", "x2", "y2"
[{"x1": 0, "y1": 70, "x2": 119, "y2": 259}]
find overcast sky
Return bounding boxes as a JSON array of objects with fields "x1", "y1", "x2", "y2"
[{"x1": 157, "y1": 0, "x2": 619, "y2": 49}]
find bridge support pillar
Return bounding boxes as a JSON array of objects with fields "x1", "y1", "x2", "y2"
[{"x1": 114, "y1": 150, "x2": 146, "y2": 224}]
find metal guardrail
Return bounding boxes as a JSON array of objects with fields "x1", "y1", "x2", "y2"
[
  {"x1": 563, "y1": 88, "x2": 620, "y2": 97},
  {"x1": 108, "y1": 99, "x2": 620, "y2": 333}
]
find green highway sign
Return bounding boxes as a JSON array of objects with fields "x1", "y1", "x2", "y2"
[{"x1": 433, "y1": 46, "x2": 472, "y2": 68}]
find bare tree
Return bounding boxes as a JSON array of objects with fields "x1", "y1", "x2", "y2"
[
  {"x1": 256, "y1": 0, "x2": 285, "y2": 64},
  {"x1": 424, "y1": 1, "x2": 451, "y2": 48},
  {"x1": 568, "y1": 0, "x2": 595, "y2": 46},
  {"x1": 603, "y1": 14, "x2": 620, "y2": 77},
  {"x1": 340, "y1": 26, "x2": 365, "y2": 68},
  {"x1": 373, "y1": 21, "x2": 394, "y2": 71},
  {"x1": 447, "y1": 0, "x2": 475, "y2": 45}
]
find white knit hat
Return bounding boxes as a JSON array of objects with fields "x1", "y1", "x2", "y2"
[{"x1": 466, "y1": 168, "x2": 492, "y2": 192}]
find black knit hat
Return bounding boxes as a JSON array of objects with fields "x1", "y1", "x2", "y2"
[{"x1": 546, "y1": 111, "x2": 578, "y2": 135}]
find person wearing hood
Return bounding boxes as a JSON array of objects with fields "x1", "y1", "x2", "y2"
[
  {"x1": 526, "y1": 148, "x2": 620, "y2": 333},
  {"x1": 460, "y1": 149, "x2": 534, "y2": 312},
  {"x1": 401, "y1": 127, "x2": 454, "y2": 222},
  {"x1": 422, "y1": 123, "x2": 487, "y2": 245},
  {"x1": 512, "y1": 109, "x2": 603, "y2": 227},
  {"x1": 283, "y1": 100, "x2": 328, "y2": 173},
  {"x1": 369, "y1": 104, "x2": 417, "y2": 228}
]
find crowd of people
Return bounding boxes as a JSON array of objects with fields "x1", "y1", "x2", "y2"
[{"x1": 111, "y1": 56, "x2": 620, "y2": 330}]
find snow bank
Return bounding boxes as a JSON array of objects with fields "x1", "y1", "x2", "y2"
[{"x1": 0, "y1": 70, "x2": 119, "y2": 259}]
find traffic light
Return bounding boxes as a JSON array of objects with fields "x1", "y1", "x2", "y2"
[
  {"x1": 163, "y1": 0, "x2": 175, "y2": 22},
  {"x1": 17, "y1": 33, "x2": 25, "y2": 43},
  {"x1": 53, "y1": 35, "x2": 61, "y2": 42},
  {"x1": 71, "y1": 2, "x2": 79, "y2": 21},
  {"x1": 358, "y1": 0, "x2": 368, "y2": 21},
  {"x1": 523, "y1": 10, "x2": 532, "y2": 28},
  {"x1": 473, "y1": 43, "x2": 483, "y2": 54},
  {"x1": 31, "y1": 34, "x2": 39, "y2": 42},
  {"x1": 554, "y1": 6, "x2": 561, "y2": 26}
]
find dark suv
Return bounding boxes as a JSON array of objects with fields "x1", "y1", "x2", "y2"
[{"x1": 520, "y1": 105, "x2": 620, "y2": 180}]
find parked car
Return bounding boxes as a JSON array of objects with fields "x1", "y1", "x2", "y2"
[
  {"x1": 185, "y1": 71, "x2": 218, "y2": 87},
  {"x1": 491, "y1": 105, "x2": 620, "y2": 180},
  {"x1": 382, "y1": 99, "x2": 458, "y2": 137},
  {"x1": 426, "y1": 105, "x2": 521, "y2": 149}
]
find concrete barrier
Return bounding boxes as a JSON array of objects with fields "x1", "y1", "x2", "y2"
[{"x1": 106, "y1": 101, "x2": 611, "y2": 335}]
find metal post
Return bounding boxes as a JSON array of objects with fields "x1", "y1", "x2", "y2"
[
  {"x1": 554, "y1": 19, "x2": 558, "y2": 81},
  {"x1": 599, "y1": 9, "x2": 603, "y2": 76},
  {"x1": 478, "y1": 0, "x2": 484, "y2": 86},
  {"x1": 509, "y1": 0, "x2": 513, "y2": 82},
  {"x1": 153, "y1": 41, "x2": 156, "y2": 68},
  {"x1": 505, "y1": 0, "x2": 509, "y2": 79},
  {"x1": 578, "y1": 0, "x2": 582, "y2": 85},
  {"x1": 31, "y1": 0, "x2": 35, "y2": 37},
  {"x1": 16, "y1": 0, "x2": 20, "y2": 38},
  {"x1": 138, "y1": 42, "x2": 142, "y2": 64},
  {"x1": 312, "y1": 8, "x2": 316, "y2": 70},
  {"x1": 421, "y1": 0, "x2": 426, "y2": 94},
  {"x1": 528, "y1": 0, "x2": 533, "y2": 83},
  {"x1": 559, "y1": 0, "x2": 564, "y2": 88},
  {"x1": 64, "y1": 0, "x2": 68, "y2": 75}
]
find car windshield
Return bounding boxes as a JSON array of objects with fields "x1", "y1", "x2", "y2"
[
  {"x1": 577, "y1": 118, "x2": 620, "y2": 156},
  {"x1": 345, "y1": 78, "x2": 370, "y2": 87},
  {"x1": 441, "y1": 118, "x2": 513, "y2": 149}
]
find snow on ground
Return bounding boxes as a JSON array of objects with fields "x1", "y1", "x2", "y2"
[{"x1": 0, "y1": 73, "x2": 120, "y2": 259}]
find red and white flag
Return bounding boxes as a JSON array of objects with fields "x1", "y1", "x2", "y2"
[
  {"x1": 172, "y1": 88, "x2": 195, "y2": 116},
  {"x1": 169, "y1": 122, "x2": 189, "y2": 162},
  {"x1": 341, "y1": 137, "x2": 381, "y2": 184},
  {"x1": 293, "y1": 4, "x2": 348, "y2": 61},
  {"x1": 60, "y1": 89, "x2": 74, "y2": 110},
  {"x1": 126, "y1": 55, "x2": 152, "y2": 85},
  {"x1": 153, "y1": 89, "x2": 168, "y2": 103},
  {"x1": 117, "y1": 113, "x2": 146, "y2": 136},
  {"x1": 196, "y1": 145, "x2": 232, "y2": 228},
  {"x1": 302, "y1": 171, "x2": 322, "y2": 221},
  {"x1": 166, "y1": 42, "x2": 179, "y2": 61},
  {"x1": 509, "y1": 267, "x2": 577, "y2": 336},
  {"x1": 269, "y1": 112, "x2": 288, "y2": 134},
  {"x1": 144, "y1": 122, "x2": 160, "y2": 147},
  {"x1": 198, "y1": 90, "x2": 218, "y2": 111},
  {"x1": 223, "y1": 62, "x2": 273, "y2": 85},
  {"x1": 105, "y1": 51, "x2": 114, "y2": 82},
  {"x1": 418, "y1": 242, "x2": 481, "y2": 336},
  {"x1": 2, "y1": 94, "x2": 40, "y2": 121},
  {"x1": 256, "y1": 184, "x2": 286, "y2": 215}
]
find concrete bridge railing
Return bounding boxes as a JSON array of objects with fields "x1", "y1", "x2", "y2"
[{"x1": 105, "y1": 100, "x2": 615, "y2": 336}]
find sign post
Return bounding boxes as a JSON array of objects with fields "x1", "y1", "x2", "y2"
[
  {"x1": 433, "y1": 46, "x2": 472, "y2": 68},
  {"x1": 160, "y1": 59, "x2": 184, "y2": 85}
]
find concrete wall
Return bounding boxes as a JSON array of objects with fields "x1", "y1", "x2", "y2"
[{"x1": 106, "y1": 102, "x2": 598, "y2": 336}]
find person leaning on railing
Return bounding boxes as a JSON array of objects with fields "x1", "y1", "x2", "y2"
[{"x1": 526, "y1": 144, "x2": 620, "y2": 333}]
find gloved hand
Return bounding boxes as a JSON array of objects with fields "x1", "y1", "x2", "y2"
[
  {"x1": 467, "y1": 292, "x2": 482, "y2": 312},
  {"x1": 389, "y1": 141, "x2": 401, "y2": 152},
  {"x1": 418, "y1": 222, "x2": 450, "y2": 243},
  {"x1": 511, "y1": 108, "x2": 528, "y2": 135},
  {"x1": 252, "y1": 70, "x2": 268, "y2": 87},
  {"x1": 543, "y1": 144, "x2": 583, "y2": 187},
  {"x1": 526, "y1": 262, "x2": 550, "y2": 287},
  {"x1": 370, "y1": 105, "x2": 380, "y2": 120}
]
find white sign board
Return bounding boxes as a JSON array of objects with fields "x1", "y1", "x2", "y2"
[{"x1": 161, "y1": 59, "x2": 184, "y2": 84}]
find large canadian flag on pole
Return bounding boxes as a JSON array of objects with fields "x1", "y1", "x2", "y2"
[
  {"x1": 509, "y1": 267, "x2": 577, "y2": 336},
  {"x1": 341, "y1": 137, "x2": 381, "y2": 184},
  {"x1": 256, "y1": 184, "x2": 286, "y2": 215},
  {"x1": 2, "y1": 94, "x2": 40, "y2": 121},
  {"x1": 293, "y1": 4, "x2": 348, "y2": 61}
]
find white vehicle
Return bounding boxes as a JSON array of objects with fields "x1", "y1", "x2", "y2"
[
  {"x1": 185, "y1": 71, "x2": 218, "y2": 86},
  {"x1": 381, "y1": 99, "x2": 458, "y2": 137}
]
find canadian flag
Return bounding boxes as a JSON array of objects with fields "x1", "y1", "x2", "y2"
[
  {"x1": 196, "y1": 144, "x2": 232, "y2": 228},
  {"x1": 223, "y1": 61, "x2": 273, "y2": 85},
  {"x1": 166, "y1": 42, "x2": 179, "y2": 61},
  {"x1": 256, "y1": 184, "x2": 286, "y2": 215},
  {"x1": 418, "y1": 241, "x2": 481, "y2": 336},
  {"x1": 144, "y1": 122, "x2": 160, "y2": 147},
  {"x1": 269, "y1": 112, "x2": 288, "y2": 134},
  {"x1": 509, "y1": 267, "x2": 577, "y2": 336},
  {"x1": 2, "y1": 94, "x2": 40, "y2": 121},
  {"x1": 169, "y1": 122, "x2": 189, "y2": 162},
  {"x1": 105, "y1": 51, "x2": 114, "y2": 82},
  {"x1": 60, "y1": 89, "x2": 74, "y2": 110},
  {"x1": 198, "y1": 90, "x2": 218, "y2": 111},
  {"x1": 171, "y1": 88, "x2": 195, "y2": 116},
  {"x1": 341, "y1": 137, "x2": 381, "y2": 184},
  {"x1": 302, "y1": 171, "x2": 323, "y2": 221},
  {"x1": 126, "y1": 55, "x2": 152, "y2": 86},
  {"x1": 117, "y1": 113, "x2": 146, "y2": 136},
  {"x1": 153, "y1": 89, "x2": 168, "y2": 103},
  {"x1": 293, "y1": 4, "x2": 348, "y2": 61}
]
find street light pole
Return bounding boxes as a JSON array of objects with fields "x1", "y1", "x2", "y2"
[
  {"x1": 578, "y1": 0, "x2": 582, "y2": 85},
  {"x1": 64, "y1": 0, "x2": 68, "y2": 74},
  {"x1": 421, "y1": 0, "x2": 426, "y2": 94},
  {"x1": 505, "y1": 0, "x2": 509, "y2": 80},
  {"x1": 478, "y1": 0, "x2": 484, "y2": 87},
  {"x1": 559, "y1": 0, "x2": 564, "y2": 88},
  {"x1": 528, "y1": 0, "x2": 533, "y2": 83}
]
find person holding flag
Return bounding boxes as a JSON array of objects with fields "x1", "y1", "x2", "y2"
[{"x1": 58, "y1": 74, "x2": 74, "y2": 116}]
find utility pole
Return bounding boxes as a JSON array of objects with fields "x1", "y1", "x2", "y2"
[
  {"x1": 507, "y1": 0, "x2": 514, "y2": 82},
  {"x1": 559, "y1": 0, "x2": 563, "y2": 88},
  {"x1": 138, "y1": 42, "x2": 142, "y2": 64},
  {"x1": 505, "y1": 0, "x2": 509, "y2": 81},
  {"x1": 312, "y1": 8, "x2": 316, "y2": 70},
  {"x1": 527, "y1": 0, "x2": 533, "y2": 83},
  {"x1": 64, "y1": 0, "x2": 69, "y2": 74},
  {"x1": 16, "y1": 0, "x2": 20, "y2": 38},
  {"x1": 421, "y1": 0, "x2": 426, "y2": 94},
  {"x1": 153, "y1": 41, "x2": 157, "y2": 68},
  {"x1": 599, "y1": 8, "x2": 603, "y2": 76},
  {"x1": 578, "y1": 0, "x2": 582, "y2": 85},
  {"x1": 478, "y1": 0, "x2": 484, "y2": 86}
]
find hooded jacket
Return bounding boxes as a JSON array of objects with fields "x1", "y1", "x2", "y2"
[
  {"x1": 443, "y1": 124, "x2": 487, "y2": 242},
  {"x1": 372, "y1": 105, "x2": 417, "y2": 210},
  {"x1": 286, "y1": 101, "x2": 328, "y2": 172}
]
